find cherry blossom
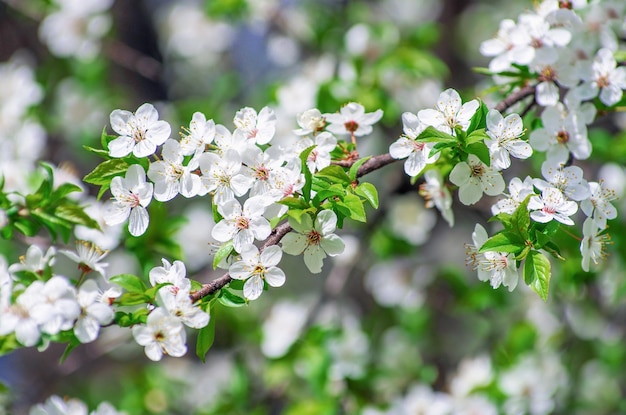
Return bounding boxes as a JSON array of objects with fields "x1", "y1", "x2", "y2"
[
  {"x1": 324, "y1": 102, "x2": 383, "y2": 137},
  {"x1": 390, "y1": 112, "x2": 439, "y2": 177},
  {"x1": 466, "y1": 224, "x2": 519, "y2": 291},
  {"x1": 179, "y1": 111, "x2": 216, "y2": 156},
  {"x1": 108, "y1": 103, "x2": 171, "y2": 158},
  {"x1": 233, "y1": 106, "x2": 276, "y2": 145},
  {"x1": 74, "y1": 279, "x2": 114, "y2": 343},
  {"x1": 528, "y1": 187, "x2": 578, "y2": 225},
  {"x1": 418, "y1": 169, "x2": 454, "y2": 226},
  {"x1": 449, "y1": 154, "x2": 505, "y2": 206},
  {"x1": 580, "y1": 217, "x2": 611, "y2": 272},
  {"x1": 418, "y1": 88, "x2": 479, "y2": 135},
  {"x1": 229, "y1": 244, "x2": 286, "y2": 300},
  {"x1": 576, "y1": 48, "x2": 626, "y2": 106},
  {"x1": 281, "y1": 210, "x2": 345, "y2": 274},
  {"x1": 211, "y1": 196, "x2": 272, "y2": 253},
  {"x1": 132, "y1": 307, "x2": 187, "y2": 361},
  {"x1": 580, "y1": 181, "x2": 618, "y2": 229},
  {"x1": 485, "y1": 109, "x2": 532, "y2": 170},
  {"x1": 104, "y1": 164, "x2": 153, "y2": 237},
  {"x1": 147, "y1": 139, "x2": 201, "y2": 201}
]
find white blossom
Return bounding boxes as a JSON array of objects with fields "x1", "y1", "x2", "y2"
[
  {"x1": 281, "y1": 210, "x2": 345, "y2": 273},
  {"x1": 132, "y1": 307, "x2": 187, "y2": 361},
  {"x1": 580, "y1": 181, "x2": 618, "y2": 229},
  {"x1": 104, "y1": 164, "x2": 153, "y2": 237},
  {"x1": 108, "y1": 103, "x2": 171, "y2": 158},
  {"x1": 533, "y1": 160, "x2": 590, "y2": 201},
  {"x1": 306, "y1": 132, "x2": 337, "y2": 173},
  {"x1": 418, "y1": 88, "x2": 478, "y2": 135},
  {"x1": 466, "y1": 224, "x2": 519, "y2": 291},
  {"x1": 229, "y1": 244, "x2": 286, "y2": 300},
  {"x1": 576, "y1": 48, "x2": 626, "y2": 106},
  {"x1": 449, "y1": 154, "x2": 505, "y2": 206},
  {"x1": 580, "y1": 217, "x2": 610, "y2": 272},
  {"x1": 211, "y1": 196, "x2": 272, "y2": 253},
  {"x1": 74, "y1": 279, "x2": 114, "y2": 343},
  {"x1": 233, "y1": 106, "x2": 276, "y2": 145},
  {"x1": 528, "y1": 187, "x2": 578, "y2": 225},
  {"x1": 492, "y1": 176, "x2": 536, "y2": 215},
  {"x1": 198, "y1": 149, "x2": 253, "y2": 205},
  {"x1": 419, "y1": 169, "x2": 454, "y2": 226},
  {"x1": 484, "y1": 109, "x2": 532, "y2": 170},
  {"x1": 390, "y1": 112, "x2": 439, "y2": 177},
  {"x1": 147, "y1": 139, "x2": 201, "y2": 201},
  {"x1": 149, "y1": 258, "x2": 191, "y2": 292},
  {"x1": 180, "y1": 111, "x2": 215, "y2": 156},
  {"x1": 157, "y1": 287, "x2": 210, "y2": 329},
  {"x1": 324, "y1": 102, "x2": 383, "y2": 137},
  {"x1": 60, "y1": 240, "x2": 109, "y2": 278}
]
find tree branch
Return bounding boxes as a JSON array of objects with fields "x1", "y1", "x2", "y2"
[
  {"x1": 493, "y1": 84, "x2": 536, "y2": 113},
  {"x1": 190, "y1": 89, "x2": 534, "y2": 302}
]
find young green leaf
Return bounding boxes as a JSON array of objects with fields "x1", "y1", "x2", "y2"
[
  {"x1": 479, "y1": 231, "x2": 525, "y2": 254},
  {"x1": 196, "y1": 316, "x2": 215, "y2": 363},
  {"x1": 349, "y1": 156, "x2": 371, "y2": 181},
  {"x1": 109, "y1": 274, "x2": 148, "y2": 293},
  {"x1": 316, "y1": 165, "x2": 352, "y2": 185},
  {"x1": 213, "y1": 241, "x2": 234, "y2": 270},
  {"x1": 355, "y1": 182, "x2": 379, "y2": 208},
  {"x1": 523, "y1": 250, "x2": 551, "y2": 301},
  {"x1": 299, "y1": 146, "x2": 315, "y2": 202},
  {"x1": 466, "y1": 142, "x2": 491, "y2": 166},
  {"x1": 343, "y1": 193, "x2": 366, "y2": 222},
  {"x1": 218, "y1": 289, "x2": 247, "y2": 307},
  {"x1": 415, "y1": 126, "x2": 457, "y2": 143},
  {"x1": 83, "y1": 159, "x2": 130, "y2": 186}
]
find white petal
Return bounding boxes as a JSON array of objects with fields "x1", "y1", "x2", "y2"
[
  {"x1": 320, "y1": 234, "x2": 345, "y2": 256},
  {"x1": 265, "y1": 267, "x2": 286, "y2": 288},
  {"x1": 316, "y1": 210, "x2": 337, "y2": 235},
  {"x1": 243, "y1": 276, "x2": 264, "y2": 300},
  {"x1": 108, "y1": 136, "x2": 134, "y2": 158},
  {"x1": 128, "y1": 206, "x2": 149, "y2": 236},
  {"x1": 303, "y1": 245, "x2": 326, "y2": 274},
  {"x1": 281, "y1": 232, "x2": 307, "y2": 255}
]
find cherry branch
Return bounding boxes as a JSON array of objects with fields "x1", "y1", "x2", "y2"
[
  {"x1": 190, "y1": 89, "x2": 535, "y2": 302},
  {"x1": 493, "y1": 84, "x2": 536, "y2": 113}
]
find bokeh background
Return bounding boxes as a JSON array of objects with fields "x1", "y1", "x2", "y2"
[{"x1": 1, "y1": 0, "x2": 626, "y2": 414}]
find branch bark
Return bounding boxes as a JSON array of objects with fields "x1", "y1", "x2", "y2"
[{"x1": 493, "y1": 84, "x2": 537, "y2": 113}]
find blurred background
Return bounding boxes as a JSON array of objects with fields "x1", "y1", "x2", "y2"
[{"x1": 1, "y1": 0, "x2": 626, "y2": 414}]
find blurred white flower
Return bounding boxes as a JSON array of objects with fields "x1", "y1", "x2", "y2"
[
  {"x1": 132, "y1": 307, "x2": 187, "y2": 361},
  {"x1": 387, "y1": 193, "x2": 437, "y2": 245},
  {"x1": 261, "y1": 300, "x2": 309, "y2": 358}
]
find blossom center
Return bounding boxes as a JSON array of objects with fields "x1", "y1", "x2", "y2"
[
  {"x1": 411, "y1": 141, "x2": 426, "y2": 152},
  {"x1": 596, "y1": 75, "x2": 610, "y2": 89},
  {"x1": 133, "y1": 129, "x2": 147, "y2": 143},
  {"x1": 556, "y1": 130, "x2": 569, "y2": 144},
  {"x1": 344, "y1": 120, "x2": 359, "y2": 133},
  {"x1": 235, "y1": 216, "x2": 250, "y2": 230},
  {"x1": 255, "y1": 166, "x2": 270, "y2": 181},
  {"x1": 470, "y1": 163, "x2": 485, "y2": 177},
  {"x1": 307, "y1": 230, "x2": 322, "y2": 245},
  {"x1": 539, "y1": 66, "x2": 556, "y2": 82}
]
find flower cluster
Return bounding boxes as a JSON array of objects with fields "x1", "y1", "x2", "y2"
[
  {"x1": 0, "y1": 244, "x2": 117, "y2": 347},
  {"x1": 132, "y1": 259, "x2": 210, "y2": 361}
]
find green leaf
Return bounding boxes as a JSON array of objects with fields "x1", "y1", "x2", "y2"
[
  {"x1": 313, "y1": 184, "x2": 346, "y2": 206},
  {"x1": 50, "y1": 183, "x2": 83, "y2": 203},
  {"x1": 429, "y1": 141, "x2": 455, "y2": 158},
  {"x1": 511, "y1": 195, "x2": 531, "y2": 239},
  {"x1": 343, "y1": 193, "x2": 366, "y2": 222},
  {"x1": 523, "y1": 250, "x2": 551, "y2": 301},
  {"x1": 109, "y1": 274, "x2": 148, "y2": 293},
  {"x1": 55, "y1": 204, "x2": 101, "y2": 230},
  {"x1": 300, "y1": 146, "x2": 315, "y2": 203},
  {"x1": 467, "y1": 99, "x2": 489, "y2": 133},
  {"x1": 117, "y1": 292, "x2": 150, "y2": 306},
  {"x1": 59, "y1": 339, "x2": 81, "y2": 364},
  {"x1": 83, "y1": 159, "x2": 129, "y2": 186},
  {"x1": 479, "y1": 231, "x2": 525, "y2": 254},
  {"x1": 348, "y1": 156, "x2": 371, "y2": 181},
  {"x1": 355, "y1": 182, "x2": 379, "y2": 208},
  {"x1": 213, "y1": 241, "x2": 234, "y2": 270},
  {"x1": 0, "y1": 333, "x2": 19, "y2": 356},
  {"x1": 467, "y1": 142, "x2": 490, "y2": 166},
  {"x1": 542, "y1": 241, "x2": 565, "y2": 260},
  {"x1": 316, "y1": 165, "x2": 351, "y2": 185},
  {"x1": 466, "y1": 129, "x2": 489, "y2": 144},
  {"x1": 415, "y1": 126, "x2": 457, "y2": 143},
  {"x1": 196, "y1": 316, "x2": 215, "y2": 363},
  {"x1": 83, "y1": 145, "x2": 110, "y2": 158},
  {"x1": 278, "y1": 197, "x2": 310, "y2": 210},
  {"x1": 13, "y1": 218, "x2": 40, "y2": 237},
  {"x1": 218, "y1": 289, "x2": 247, "y2": 307},
  {"x1": 286, "y1": 208, "x2": 307, "y2": 224}
]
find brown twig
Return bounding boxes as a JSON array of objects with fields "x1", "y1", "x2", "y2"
[{"x1": 493, "y1": 84, "x2": 536, "y2": 113}]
